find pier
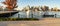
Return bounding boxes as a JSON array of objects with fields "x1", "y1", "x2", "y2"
[{"x1": 0, "y1": 11, "x2": 19, "y2": 17}]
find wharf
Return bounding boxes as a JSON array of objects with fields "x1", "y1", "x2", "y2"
[{"x1": 0, "y1": 11, "x2": 19, "y2": 17}]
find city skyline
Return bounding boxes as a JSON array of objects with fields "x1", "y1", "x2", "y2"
[{"x1": 0, "y1": 0, "x2": 60, "y2": 9}]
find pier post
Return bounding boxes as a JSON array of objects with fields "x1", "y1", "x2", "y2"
[
  {"x1": 18, "y1": 14, "x2": 20, "y2": 18},
  {"x1": 10, "y1": 13, "x2": 11, "y2": 17},
  {"x1": 31, "y1": 13, "x2": 33, "y2": 18},
  {"x1": 55, "y1": 14, "x2": 56, "y2": 18}
]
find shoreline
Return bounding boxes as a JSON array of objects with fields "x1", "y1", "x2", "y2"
[{"x1": 0, "y1": 18, "x2": 60, "y2": 26}]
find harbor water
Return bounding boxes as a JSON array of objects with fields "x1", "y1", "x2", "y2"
[{"x1": 11, "y1": 11, "x2": 60, "y2": 18}]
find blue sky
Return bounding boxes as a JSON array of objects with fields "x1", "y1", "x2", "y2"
[{"x1": 0, "y1": 0, "x2": 60, "y2": 9}]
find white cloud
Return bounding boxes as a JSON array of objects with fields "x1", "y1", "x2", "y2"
[{"x1": 0, "y1": 3, "x2": 7, "y2": 9}]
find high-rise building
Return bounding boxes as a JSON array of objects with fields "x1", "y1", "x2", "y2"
[{"x1": 22, "y1": 5, "x2": 30, "y2": 11}]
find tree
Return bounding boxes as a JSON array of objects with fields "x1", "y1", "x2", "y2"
[
  {"x1": 41, "y1": 6, "x2": 49, "y2": 17},
  {"x1": 2, "y1": 0, "x2": 17, "y2": 11},
  {"x1": 41, "y1": 6, "x2": 49, "y2": 11}
]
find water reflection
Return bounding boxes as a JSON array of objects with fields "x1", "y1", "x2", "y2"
[{"x1": 11, "y1": 11, "x2": 60, "y2": 18}]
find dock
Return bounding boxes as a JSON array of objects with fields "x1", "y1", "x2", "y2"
[{"x1": 0, "y1": 11, "x2": 19, "y2": 17}]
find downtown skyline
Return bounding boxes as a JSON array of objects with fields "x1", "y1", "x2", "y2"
[{"x1": 0, "y1": 0, "x2": 60, "y2": 9}]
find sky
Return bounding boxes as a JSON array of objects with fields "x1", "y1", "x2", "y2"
[{"x1": 0, "y1": 0, "x2": 60, "y2": 9}]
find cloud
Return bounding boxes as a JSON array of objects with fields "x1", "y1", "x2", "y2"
[{"x1": 0, "y1": 3, "x2": 7, "y2": 9}]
